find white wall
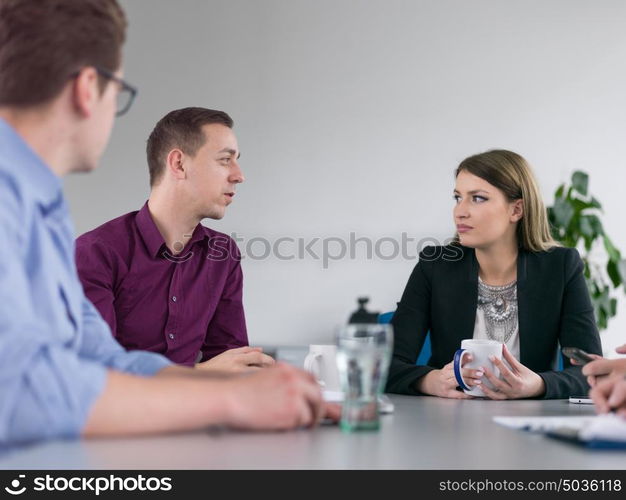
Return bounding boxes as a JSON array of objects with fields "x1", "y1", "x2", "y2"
[{"x1": 66, "y1": 0, "x2": 626, "y2": 354}]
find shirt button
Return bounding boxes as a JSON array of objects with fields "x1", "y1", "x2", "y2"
[
  {"x1": 172, "y1": 296, "x2": 177, "y2": 302},
  {"x1": 169, "y1": 333, "x2": 175, "y2": 340}
]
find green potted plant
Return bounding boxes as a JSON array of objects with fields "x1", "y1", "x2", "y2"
[{"x1": 547, "y1": 171, "x2": 626, "y2": 330}]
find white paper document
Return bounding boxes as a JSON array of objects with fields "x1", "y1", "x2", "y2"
[
  {"x1": 493, "y1": 414, "x2": 626, "y2": 443},
  {"x1": 580, "y1": 414, "x2": 626, "y2": 442},
  {"x1": 493, "y1": 415, "x2": 597, "y2": 433}
]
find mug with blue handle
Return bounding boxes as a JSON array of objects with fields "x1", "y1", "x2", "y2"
[{"x1": 454, "y1": 339, "x2": 503, "y2": 397}]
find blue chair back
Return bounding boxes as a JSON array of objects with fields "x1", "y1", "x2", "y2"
[{"x1": 378, "y1": 311, "x2": 431, "y2": 365}]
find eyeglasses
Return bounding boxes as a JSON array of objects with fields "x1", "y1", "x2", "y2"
[
  {"x1": 95, "y1": 67, "x2": 138, "y2": 116},
  {"x1": 70, "y1": 67, "x2": 138, "y2": 116}
]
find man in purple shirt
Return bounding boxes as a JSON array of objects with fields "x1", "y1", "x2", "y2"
[{"x1": 76, "y1": 107, "x2": 273, "y2": 372}]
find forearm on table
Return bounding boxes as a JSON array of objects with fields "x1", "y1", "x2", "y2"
[
  {"x1": 82, "y1": 370, "x2": 233, "y2": 437},
  {"x1": 538, "y1": 367, "x2": 588, "y2": 399},
  {"x1": 156, "y1": 364, "x2": 234, "y2": 378},
  {"x1": 415, "y1": 370, "x2": 434, "y2": 394}
]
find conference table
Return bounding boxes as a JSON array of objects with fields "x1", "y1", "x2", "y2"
[{"x1": 1, "y1": 348, "x2": 625, "y2": 470}]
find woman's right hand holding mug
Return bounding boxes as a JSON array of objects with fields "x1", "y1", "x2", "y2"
[{"x1": 416, "y1": 355, "x2": 483, "y2": 399}]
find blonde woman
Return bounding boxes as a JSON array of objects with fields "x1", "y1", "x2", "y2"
[{"x1": 386, "y1": 150, "x2": 602, "y2": 400}]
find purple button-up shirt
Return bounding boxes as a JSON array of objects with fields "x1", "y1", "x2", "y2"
[{"x1": 76, "y1": 202, "x2": 248, "y2": 366}]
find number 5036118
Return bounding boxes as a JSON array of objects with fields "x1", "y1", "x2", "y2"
[{"x1": 561, "y1": 479, "x2": 621, "y2": 492}]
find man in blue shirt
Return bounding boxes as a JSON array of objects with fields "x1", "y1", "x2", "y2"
[{"x1": 0, "y1": 0, "x2": 336, "y2": 445}]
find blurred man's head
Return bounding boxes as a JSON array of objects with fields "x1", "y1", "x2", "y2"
[
  {"x1": 0, "y1": 0, "x2": 129, "y2": 173},
  {"x1": 147, "y1": 107, "x2": 244, "y2": 220}
]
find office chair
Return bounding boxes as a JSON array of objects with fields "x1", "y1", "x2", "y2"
[{"x1": 378, "y1": 311, "x2": 431, "y2": 365}]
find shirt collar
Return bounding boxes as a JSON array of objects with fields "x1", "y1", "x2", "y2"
[
  {"x1": 136, "y1": 201, "x2": 208, "y2": 259},
  {"x1": 0, "y1": 118, "x2": 64, "y2": 212}
]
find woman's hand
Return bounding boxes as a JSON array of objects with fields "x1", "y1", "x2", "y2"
[
  {"x1": 416, "y1": 356, "x2": 482, "y2": 399},
  {"x1": 480, "y1": 345, "x2": 545, "y2": 399}
]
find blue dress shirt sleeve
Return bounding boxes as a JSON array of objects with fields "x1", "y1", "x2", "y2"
[
  {"x1": 0, "y1": 190, "x2": 108, "y2": 443},
  {"x1": 79, "y1": 296, "x2": 172, "y2": 376}
]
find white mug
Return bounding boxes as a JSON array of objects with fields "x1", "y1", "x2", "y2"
[
  {"x1": 303, "y1": 345, "x2": 341, "y2": 392},
  {"x1": 453, "y1": 339, "x2": 503, "y2": 397}
]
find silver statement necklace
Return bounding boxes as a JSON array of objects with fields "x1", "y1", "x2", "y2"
[{"x1": 477, "y1": 277, "x2": 518, "y2": 343}]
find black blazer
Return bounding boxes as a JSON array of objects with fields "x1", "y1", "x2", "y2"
[{"x1": 386, "y1": 245, "x2": 602, "y2": 399}]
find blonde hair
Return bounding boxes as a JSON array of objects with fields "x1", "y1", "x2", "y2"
[{"x1": 455, "y1": 149, "x2": 559, "y2": 252}]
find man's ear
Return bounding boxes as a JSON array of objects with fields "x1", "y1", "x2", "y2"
[
  {"x1": 165, "y1": 149, "x2": 187, "y2": 180},
  {"x1": 511, "y1": 199, "x2": 524, "y2": 222},
  {"x1": 72, "y1": 67, "x2": 100, "y2": 118}
]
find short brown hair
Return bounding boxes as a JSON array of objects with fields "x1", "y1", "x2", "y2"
[
  {"x1": 146, "y1": 107, "x2": 234, "y2": 187},
  {"x1": 0, "y1": 0, "x2": 126, "y2": 107},
  {"x1": 455, "y1": 149, "x2": 559, "y2": 252}
]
